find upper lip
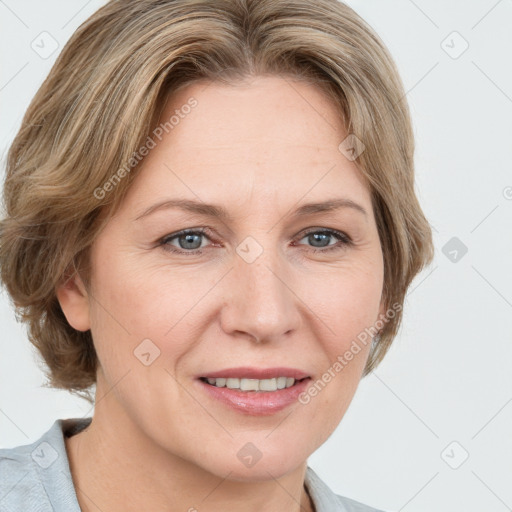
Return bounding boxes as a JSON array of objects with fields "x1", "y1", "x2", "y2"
[{"x1": 199, "y1": 367, "x2": 310, "y2": 380}]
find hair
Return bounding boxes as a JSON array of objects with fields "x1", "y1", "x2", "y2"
[{"x1": 0, "y1": 0, "x2": 434, "y2": 404}]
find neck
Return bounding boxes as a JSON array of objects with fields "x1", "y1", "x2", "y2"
[{"x1": 65, "y1": 392, "x2": 314, "y2": 512}]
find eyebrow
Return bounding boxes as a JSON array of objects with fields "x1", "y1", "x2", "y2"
[{"x1": 134, "y1": 197, "x2": 368, "y2": 222}]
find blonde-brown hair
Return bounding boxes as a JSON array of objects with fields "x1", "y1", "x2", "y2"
[{"x1": 0, "y1": 0, "x2": 434, "y2": 403}]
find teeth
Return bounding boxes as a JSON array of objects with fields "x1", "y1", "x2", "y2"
[
  {"x1": 226, "y1": 378, "x2": 239, "y2": 389},
  {"x1": 240, "y1": 378, "x2": 260, "y2": 391},
  {"x1": 276, "y1": 376, "x2": 287, "y2": 389},
  {"x1": 258, "y1": 378, "x2": 276, "y2": 391},
  {"x1": 206, "y1": 376, "x2": 298, "y2": 391}
]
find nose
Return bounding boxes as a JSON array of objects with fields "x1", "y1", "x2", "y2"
[{"x1": 219, "y1": 243, "x2": 302, "y2": 343}]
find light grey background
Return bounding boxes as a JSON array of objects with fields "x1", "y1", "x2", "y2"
[{"x1": 1, "y1": 1, "x2": 511, "y2": 511}]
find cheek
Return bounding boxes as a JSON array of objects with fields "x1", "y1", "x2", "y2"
[
  {"x1": 302, "y1": 259, "x2": 383, "y2": 345},
  {"x1": 88, "y1": 247, "x2": 175, "y2": 336},
  {"x1": 88, "y1": 231, "x2": 383, "y2": 372},
  {"x1": 296, "y1": 259, "x2": 382, "y2": 416},
  {"x1": 87, "y1": 250, "x2": 204, "y2": 379}
]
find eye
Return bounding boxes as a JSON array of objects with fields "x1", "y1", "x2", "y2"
[
  {"x1": 295, "y1": 228, "x2": 353, "y2": 253},
  {"x1": 157, "y1": 227, "x2": 353, "y2": 256},
  {"x1": 158, "y1": 228, "x2": 213, "y2": 255}
]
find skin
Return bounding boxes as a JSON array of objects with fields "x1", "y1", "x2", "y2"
[{"x1": 58, "y1": 74, "x2": 385, "y2": 512}]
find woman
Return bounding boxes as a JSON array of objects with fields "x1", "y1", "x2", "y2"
[{"x1": 0, "y1": 0, "x2": 434, "y2": 510}]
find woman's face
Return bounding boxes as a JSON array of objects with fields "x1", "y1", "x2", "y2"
[{"x1": 61, "y1": 74, "x2": 385, "y2": 480}]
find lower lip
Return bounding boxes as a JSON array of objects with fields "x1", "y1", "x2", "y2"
[{"x1": 197, "y1": 378, "x2": 311, "y2": 416}]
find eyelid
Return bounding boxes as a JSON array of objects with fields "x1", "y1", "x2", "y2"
[
  {"x1": 298, "y1": 227, "x2": 352, "y2": 243},
  {"x1": 158, "y1": 225, "x2": 353, "y2": 256},
  {"x1": 159, "y1": 227, "x2": 214, "y2": 247}
]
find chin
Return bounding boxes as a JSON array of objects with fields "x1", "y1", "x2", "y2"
[
  {"x1": 211, "y1": 458, "x2": 305, "y2": 483},
  {"x1": 194, "y1": 436, "x2": 311, "y2": 482}
]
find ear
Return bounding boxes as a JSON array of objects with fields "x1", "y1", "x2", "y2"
[
  {"x1": 56, "y1": 272, "x2": 91, "y2": 332},
  {"x1": 378, "y1": 298, "x2": 387, "y2": 320},
  {"x1": 375, "y1": 295, "x2": 389, "y2": 334}
]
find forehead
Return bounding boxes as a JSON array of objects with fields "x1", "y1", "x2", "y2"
[
  {"x1": 164, "y1": 75, "x2": 346, "y2": 152},
  {"x1": 120, "y1": 75, "x2": 371, "y2": 217}
]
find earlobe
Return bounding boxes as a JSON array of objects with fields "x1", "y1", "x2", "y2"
[
  {"x1": 378, "y1": 299, "x2": 387, "y2": 320},
  {"x1": 55, "y1": 273, "x2": 91, "y2": 332},
  {"x1": 376, "y1": 298, "x2": 389, "y2": 334}
]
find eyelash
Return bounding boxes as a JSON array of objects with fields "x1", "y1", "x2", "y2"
[{"x1": 157, "y1": 227, "x2": 353, "y2": 256}]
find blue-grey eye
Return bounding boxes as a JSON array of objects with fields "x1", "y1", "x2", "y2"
[
  {"x1": 305, "y1": 232, "x2": 335, "y2": 248},
  {"x1": 160, "y1": 229, "x2": 210, "y2": 253}
]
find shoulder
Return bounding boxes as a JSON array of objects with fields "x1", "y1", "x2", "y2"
[
  {"x1": 331, "y1": 494, "x2": 388, "y2": 512},
  {"x1": 0, "y1": 428, "x2": 53, "y2": 511},
  {"x1": 0, "y1": 418, "x2": 90, "y2": 512},
  {"x1": 305, "y1": 466, "x2": 391, "y2": 512}
]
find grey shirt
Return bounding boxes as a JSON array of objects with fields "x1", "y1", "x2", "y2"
[{"x1": 0, "y1": 418, "x2": 385, "y2": 511}]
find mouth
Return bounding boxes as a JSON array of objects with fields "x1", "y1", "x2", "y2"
[
  {"x1": 199, "y1": 376, "x2": 309, "y2": 392},
  {"x1": 196, "y1": 367, "x2": 312, "y2": 415}
]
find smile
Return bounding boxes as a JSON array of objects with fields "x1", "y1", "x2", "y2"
[
  {"x1": 200, "y1": 376, "x2": 304, "y2": 392},
  {"x1": 196, "y1": 367, "x2": 312, "y2": 415}
]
